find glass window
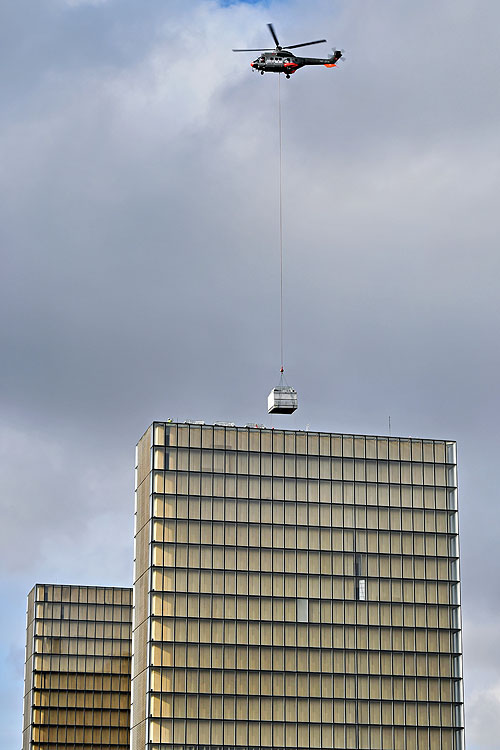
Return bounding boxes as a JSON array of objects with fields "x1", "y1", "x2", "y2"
[{"x1": 297, "y1": 599, "x2": 308, "y2": 623}]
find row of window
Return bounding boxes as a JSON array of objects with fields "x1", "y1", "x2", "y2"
[
  {"x1": 33, "y1": 655, "x2": 130, "y2": 675},
  {"x1": 155, "y1": 496, "x2": 459, "y2": 526},
  {"x1": 152, "y1": 545, "x2": 458, "y2": 578},
  {"x1": 153, "y1": 545, "x2": 458, "y2": 581},
  {"x1": 150, "y1": 506, "x2": 458, "y2": 548},
  {"x1": 149, "y1": 694, "x2": 460, "y2": 727},
  {"x1": 152, "y1": 472, "x2": 457, "y2": 501},
  {"x1": 32, "y1": 690, "x2": 129, "y2": 709},
  {"x1": 35, "y1": 586, "x2": 132, "y2": 606},
  {"x1": 150, "y1": 593, "x2": 459, "y2": 629},
  {"x1": 151, "y1": 544, "x2": 459, "y2": 572},
  {"x1": 151, "y1": 620, "x2": 459, "y2": 653},
  {"x1": 36, "y1": 621, "x2": 131, "y2": 640},
  {"x1": 33, "y1": 673, "x2": 130, "y2": 692},
  {"x1": 152, "y1": 423, "x2": 455, "y2": 464},
  {"x1": 34, "y1": 637, "x2": 131, "y2": 658},
  {"x1": 153, "y1": 571, "x2": 458, "y2": 607},
  {"x1": 35, "y1": 604, "x2": 132, "y2": 623},
  {"x1": 150, "y1": 568, "x2": 459, "y2": 604},
  {"x1": 165, "y1": 743, "x2": 463, "y2": 750},
  {"x1": 149, "y1": 645, "x2": 459, "y2": 679},
  {"x1": 154, "y1": 449, "x2": 456, "y2": 485},
  {"x1": 32, "y1": 708, "x2": 129, "y2": 727},
  {"x1": 30, "y1": 746, "x2": 128, "y2": 750},
  {"x1": 152, "y1": 521, "x2": 456, "y2": 558},
  {"x1": 31, "y1": 726, "x2": 129, "y2": 744},
  {"x1": 153, "y1": 499, "x2": 457, "y2": 530},
  {"x1": 147, "y1": 716, "x2": 462, "y2": 750},
  {"x1": 149, "y1": 668, "x2": 462, "y2": 703}
]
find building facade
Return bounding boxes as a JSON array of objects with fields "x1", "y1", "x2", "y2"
[
  {"x1": 131, "y1": 421, "x2": 464, "y2": 750},
  {"x1": 22, "y1": 583, "x2": 132, "y2": 750}
]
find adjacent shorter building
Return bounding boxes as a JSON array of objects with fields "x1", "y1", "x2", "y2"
[
  {"x1": 131, "y1": 421, "x2": 464, "y2": 750},
  {"x1": 22, "y1": 583, "x2": 133, "y2": 750}
]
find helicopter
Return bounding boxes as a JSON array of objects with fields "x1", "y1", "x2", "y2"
[{"x1": 233, "y1": 23, "x2": 343, "y2": 78}]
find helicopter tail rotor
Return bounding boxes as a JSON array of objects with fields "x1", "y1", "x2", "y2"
[{"x1": 324, "y1": 49, "x2": 344, "y2": 67}]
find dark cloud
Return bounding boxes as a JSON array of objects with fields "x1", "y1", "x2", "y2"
[{"x1": 1, "y1": 1, "x2": 499, "y2": 747}]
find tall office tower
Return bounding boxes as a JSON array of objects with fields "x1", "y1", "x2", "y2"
[
  {"x1": 132, "y1": 422, "x2": 464, "y2": 750},
  {"x1": 22, "y1": 583, "x2": 133, "y2": 750}
]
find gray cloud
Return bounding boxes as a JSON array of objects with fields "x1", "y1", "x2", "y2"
[{"x1": 1, "y1": 1, "x2": 500, "y2": 747}]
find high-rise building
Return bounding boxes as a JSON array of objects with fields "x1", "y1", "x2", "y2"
[
  {"x1": 132, "y1": 421, "x2": 464, "y2": 750},
  {"x1": 22, "y1": 583, "x2": 133, "y2": 750}
]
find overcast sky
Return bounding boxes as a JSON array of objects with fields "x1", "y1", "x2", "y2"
[{"x1": 1, "y1": 0, "x2": 499, "y2": 747}]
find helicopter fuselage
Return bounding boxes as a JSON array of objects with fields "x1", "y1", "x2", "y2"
[{"x1": 250, "y1": 50, "x2": 339, "y2": 76}]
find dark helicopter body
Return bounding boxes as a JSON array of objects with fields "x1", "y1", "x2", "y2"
[
  {"x1": 233, "y1": 24, "x2": 343, "y2": 78},
  {"x1": 250, "y1": 49, "x2": 342, "y2": 78}
]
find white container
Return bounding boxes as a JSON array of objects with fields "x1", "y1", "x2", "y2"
[{"x1": 268, "y1": 386, "x2": 298, "y2": 414}]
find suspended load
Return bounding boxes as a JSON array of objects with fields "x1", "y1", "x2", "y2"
[
  {"x1": 268, "y1": 369, "x2": 298, "y2": 414},
  {"x1": 268, "y1": 385, "x2": 298, "y2": 414}
]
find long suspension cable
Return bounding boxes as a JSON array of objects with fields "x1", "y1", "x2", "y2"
[{"x1": 278, "y1": 73, "x2": 284, "y2": 373}]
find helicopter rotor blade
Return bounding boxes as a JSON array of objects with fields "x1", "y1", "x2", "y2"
[
  {"x1": 285, "y1": 39, "x2": 327, "y2": 50},
  {"x1": 232, "y1": 48, "x2": 275, "y2": 52},
  {"x1": 267, "y1": 23, "x2": 281, "y2": 48}
]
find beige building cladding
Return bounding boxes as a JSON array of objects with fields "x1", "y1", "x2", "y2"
[
  {"x1": 22, "y1": 584, "x2": 132, "y2": 750},
  {"x1": 132, "y1": 422, "x2": 464, "y2": 750}
]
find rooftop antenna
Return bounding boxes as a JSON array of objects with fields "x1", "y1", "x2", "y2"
[
  {"x1": 388, "y1": 416, "x2": 392, "y2": 436},
  {"x1": 268, "y1": 74, "x2": 298, "y2": 415}
]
